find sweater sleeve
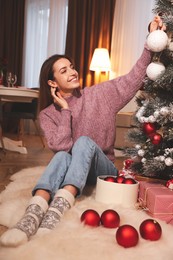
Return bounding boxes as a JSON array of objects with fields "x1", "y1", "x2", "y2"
[
  {"x1": 39, "y1": 108, "x2": 73, "y2": 152},
  {"x1": 95, "y1": 46, "x2": 152, "y2": 113}
]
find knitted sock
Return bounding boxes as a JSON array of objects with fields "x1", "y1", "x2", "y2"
[
  {"x1": 0, "y1": 196, "x2": 48, "y2": 247},
  {"x1": 36, "y1": 189, "x2": 75, "y2": 235}
]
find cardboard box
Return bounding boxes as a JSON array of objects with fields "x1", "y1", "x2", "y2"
[
  {"x1": 116, "y1": 112, "x2": 134, "y2": 127},
  {"x1": 114, "y1": 112, "x2": 135, "y2": 148},
  {"x1": 138, "y1": 181, "x2": 173, "y2": 224}
]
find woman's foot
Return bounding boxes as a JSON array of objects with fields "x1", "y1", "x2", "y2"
[
  {"x1": 36, "y1": 189, "x2": 75, "y2": 235},
  {"x1": 0, "y1": 196, "x2": 48, "y2": 247}
]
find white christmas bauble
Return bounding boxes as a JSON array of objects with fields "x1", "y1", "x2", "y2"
[
  {"x1": 147, "y1": 30, "x2": 168, "y2": 52},
  {"x1": 159, "y1": 156, "x2": 165, "y2": 162},
  {"x1": 160, "y1": 107, "x2": 169, "y2": 116},
  {"x1": 165, "y1": 157, "x2": 173, "y2": 166},
  {"x1": 141, "y1": 158, "x2": 146, "y2": 163},
  {"x1": 146, "y1": 62, "x2": 165, "y2": 81},
  {"x1": 138, "y1": 149, "x2": 145, "y2": 157},
  {"x1": 135, "y1": 144, "x2": 141, "y2": 150}
]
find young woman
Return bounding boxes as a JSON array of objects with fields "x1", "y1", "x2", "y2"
[{"x1": 0, "y1": 16, "x2": 165, "y2": 247}]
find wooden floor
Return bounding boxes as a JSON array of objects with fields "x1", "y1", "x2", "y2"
[
  {"x1": 0, "y1": 134, "x2": 53, "y2": 193},
  {"x1": 0, "y1": 134, "x2": 125, "y2": 193}
]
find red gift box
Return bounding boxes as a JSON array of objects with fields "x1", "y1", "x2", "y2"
[{"x1": 138, "y1": 181, "x2": 173, "y2": 225}]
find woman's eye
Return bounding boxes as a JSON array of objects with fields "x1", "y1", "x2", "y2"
[{"x1": 61, "y1": 69, "x2": 66, "y2": 74}]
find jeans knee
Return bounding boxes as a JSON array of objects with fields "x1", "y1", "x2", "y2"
[
  {"x1": 75, "y1": 136, "x2": 94, "y2": 146},
  {"x1": 72, "y1": 136, "x2": 95, "y2": 152},
  {"x1": 53, "y1": 151, "x2": 71, "y2": 163}
]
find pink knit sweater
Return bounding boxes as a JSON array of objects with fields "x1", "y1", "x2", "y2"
[{"x1": 39, "y1": 47, "x2": 152, "y2": 162}]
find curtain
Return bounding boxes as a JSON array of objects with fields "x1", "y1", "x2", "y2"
[
  {"x1": 65, "y1": 0, "x2": 116, "y2": 87},
  {"x1": 47, "y1": 0, "x2": 68, "y2": 57},
  {"x1": 110, "y1": 0, "x2": 155, "y2": 112},
  {"x1": 22, "y1": 0, "x2": 68, "y2": 88},
  {"x1": 22, "y1": 0, "x2": 50, "y2": 88},
  {"x1": 0, "y1": 0, "x2": 25, "y2": 86}
]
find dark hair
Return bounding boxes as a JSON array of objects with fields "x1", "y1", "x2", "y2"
[{"x1": 39, "y1": 54, "x2": 73, "y2": 112}]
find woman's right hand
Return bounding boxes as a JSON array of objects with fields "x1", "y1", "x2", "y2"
[
  {"x1": 149, "y1": 15, "x2": 166, "y2": 32},
  {"x1": 51, "y1": 87, "x2": 69, "y2": 109}
]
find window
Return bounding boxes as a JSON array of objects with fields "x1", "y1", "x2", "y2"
[{"x1": 22, "y1": 0, "x2": 68, "y2": 88}]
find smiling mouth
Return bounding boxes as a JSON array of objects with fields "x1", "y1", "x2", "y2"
[{"x1": 69, "y1": 77, "x2": 78, "y2": 82}]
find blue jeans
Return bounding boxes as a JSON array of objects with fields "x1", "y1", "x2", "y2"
[{"x1": 32, "y1": 136, "x2": 118, "y2": 199}]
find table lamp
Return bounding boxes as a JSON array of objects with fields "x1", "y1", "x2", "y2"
[{"x1": 89, "y1": 48, "x2": 111, "y2": 83}]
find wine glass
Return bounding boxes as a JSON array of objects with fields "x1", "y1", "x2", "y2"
[
  {"x1": 10, "y1": 74, "x2": 17, "y2": 87},
  {"x1": 6, "y1": 72, "x2": 12, "y2": 87},
  {"x1": 0, "y1": 70, "x2": 3, "y2": 85}
]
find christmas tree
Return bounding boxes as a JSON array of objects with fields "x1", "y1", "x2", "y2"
[{"x1": 125, "y1": 0, "x2": 173, "y2": 180}]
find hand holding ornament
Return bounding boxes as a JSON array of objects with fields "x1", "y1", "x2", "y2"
[
  {"x1": 149, "y1": 15, "x2": 166, "y2": 32},
  {"x1": 147, "y1": 15, "x2": 168, "y2": 54}
]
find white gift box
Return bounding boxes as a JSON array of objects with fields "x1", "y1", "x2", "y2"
[{"x1": 95, "y1": 175, "x2": 139, "y2": 208}]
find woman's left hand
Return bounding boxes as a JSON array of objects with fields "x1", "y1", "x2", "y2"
[{"x1": 51, "y1": 87, "x2": 69, "y2": 109}]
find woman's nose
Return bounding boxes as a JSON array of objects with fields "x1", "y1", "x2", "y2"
[{"x1": 68, "y1": 67, "x2": 76, "y2": 75}]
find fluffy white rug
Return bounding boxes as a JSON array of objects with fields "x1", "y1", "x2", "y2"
[{"x1": 0, "y1": 167, "x2": 173, "y2": 260}]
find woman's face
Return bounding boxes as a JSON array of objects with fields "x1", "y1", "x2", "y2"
[{"x1": 50, "y1": 58, "x2": 80, "y2": 95}]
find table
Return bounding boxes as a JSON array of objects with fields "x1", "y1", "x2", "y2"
[{"x1": 0, "y1": 85, "x2": 39, "y2": 154}]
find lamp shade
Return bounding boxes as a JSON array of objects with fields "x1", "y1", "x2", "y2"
[{"x1": 90, "y1": 48, "x2": 111, "y2": 72}]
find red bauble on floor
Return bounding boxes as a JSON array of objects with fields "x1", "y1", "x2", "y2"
[
  {"x1": 116, "y1": 224, "x2": 139, "y2": 248},
  {"x1": 80, "y1": 209, "x2": 100, "y2": 227},
  {"x1": 101, "y1": 209, "x2": 120, "y2": 228},
  {"x1": 139, "y1": 219, "x2": 162, "y2": 241}
]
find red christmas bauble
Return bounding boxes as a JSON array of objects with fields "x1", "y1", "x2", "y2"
[
  {"x1": 166, "y1": 179, "x2": 173, "y2": 190},
  {"x1": 123, "y1": 178, "x2": 136, "y2": 184},
  {"x1": 101, "y1": 209, "x2": 120, "y2": 228},
  {"x1": 124, "y1": 159, "x2": 133, "y2": 169},
  {"x1": 150, "y1": 133, "x2": 162, "y2": 145},
  {"x1": 139, "y1": 219, "x2": 162, "y2": 241},
  {"x1": 81, "y1": 209, "x2": 100, "y2": 227},
  {"x1": 116, "y1": 224, "x2": 139, "y2": 248},
  {"x1": 115, "y1": 176, "x2": 125, "y2": 183},
  {"x1": 104, "y1": 176, "x2": 116, "y2": 182},
  {"x1": 143, "y1": 122, "x2": 156, "y2": 135}
]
